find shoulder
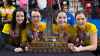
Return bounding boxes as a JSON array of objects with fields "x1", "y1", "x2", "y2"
[
  {"x1": 10, "y1": 6, "x2": 16, "y2": 9},
  {"x1": 26, "y1": 23, "x2": 32, "y2": 29},
  {"x1": 40, "y1": 22, "x2": 46, "y2": 25},
  {"x1": 52, "y1": 24, "x2": 58, "y2": 29},
  {"x1": 39, "y1": 22, "x2": 47, "y2": 31},
  {"x1": 0, "y1": 7, "x2": 3, "y2": 10},
  {"x1": 85, "y1": 22, "x2": 97, "y2": 32},
  {"x1": 40, "y1": 22, "x2": 46, "y2": 27}
]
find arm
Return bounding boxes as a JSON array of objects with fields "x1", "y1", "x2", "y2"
[
  {"x1": 3, "y1": 19, "x2": 11, "y2": 23},
  {"x1": 77, "y1": 24, "x2": 98, "y2": 52},
  {"x1": 78, "y1": 32, "x2": 97, "y2": 51},
  {"x1": 68, "y1": 32, "x2": 97, "y2": 52}
]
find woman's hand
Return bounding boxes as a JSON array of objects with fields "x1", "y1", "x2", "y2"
[
  {"x1": 71, "y1": 46, "x2": 81, "y2": 52},
  {"x1": 68, "y1": 43, "x2": 81, "y2": 52},
  {"x1": 10, "y1": 30, "x2": 18, "y2": 39}
]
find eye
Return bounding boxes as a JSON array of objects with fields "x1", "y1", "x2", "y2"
[
  {"x1": 58, "y1": 16, "x2": 66, "y2": 19},
  {"x1": 32, "y1": 16, "x2": 40, "y2": 18},
  {"x1": 77, "y1": 18, "x2": 84, "y2": 20},
  {"x1": 16, "y1": 15, "x2": 20, "y2": 17},
  {"x1": 63, "y1": 17, "x2": 66, "y2": 19},
  {"x1": 59, "y1": 17, "x2": 62, "y2": 19},
  {"x1": 21, "y1": 15, "x2": 24, "y2": 17}
]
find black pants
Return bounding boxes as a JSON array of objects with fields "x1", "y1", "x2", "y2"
[{"x1": 0, "y1": 32, "x2": 19, "y2": 51}]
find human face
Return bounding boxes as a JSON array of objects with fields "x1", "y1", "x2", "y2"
[
  {"x1": 56, "y1": 12, "x2": 67, "y2": 24},
  {"x1": 62, "y1": 1, "x2": 68, "y2": 12},
  {"x1": 63, "y1": 5, "x2": 68, "y2": 12},
  {"x1": 31, "y1": 11, "x2": 41, "y2": 23},
  {"x1": 16, "y1": 11, "x2": 25, "y2": 24},
  {"x1": 76, "y1": 13, "x2": 86, "y2": 25}
]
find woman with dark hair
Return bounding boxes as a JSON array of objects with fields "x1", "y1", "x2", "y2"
[
  {"x1": 3, "y1": 9, "x2": 28, "y2": 53},
  {"x1": 68, "y1": 11, "x2": 97, "y2": 52},
  {"x1": 11, "y1": 9, "x2": 27, "y2": 31}
]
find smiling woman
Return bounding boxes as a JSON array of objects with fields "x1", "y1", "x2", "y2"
[
  {"x1": 5, "y1": 9, "x2": 28, "y2": 52},
  {"x1": 16, "y1": 11, "x2": 25, "y2": 24}
]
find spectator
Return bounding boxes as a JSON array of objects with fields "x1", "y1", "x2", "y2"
[
  {"x1": 1, "y1": 0, "x2": 16, "y2": 35},
  {"x1": 62, "y1": 1, "x2": 76, "y2": 26}
]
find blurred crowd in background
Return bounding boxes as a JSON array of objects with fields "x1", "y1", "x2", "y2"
[{"x1": 0, "y1": 0, "x2": 100, "y2": 33}]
